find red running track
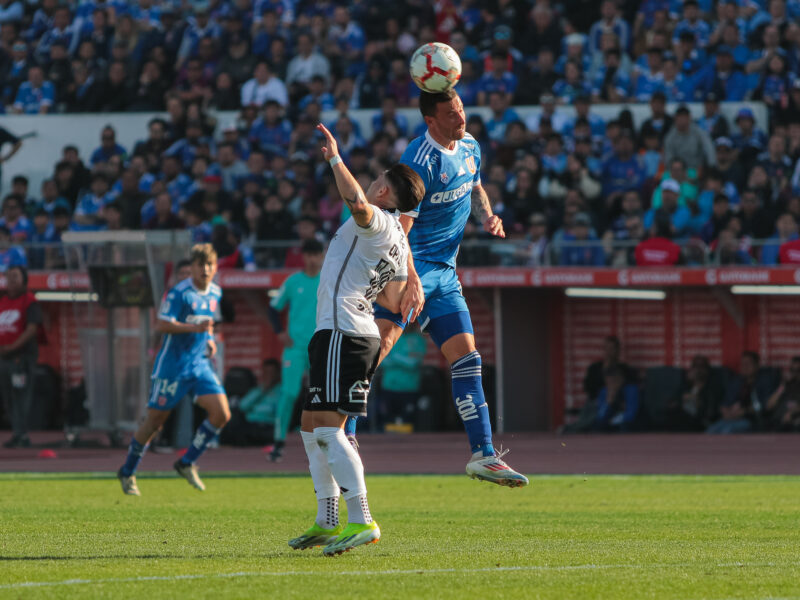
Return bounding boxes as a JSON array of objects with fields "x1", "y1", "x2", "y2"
[{"x1": 1, "y1": 432, "x2": 799, "y2": 475}]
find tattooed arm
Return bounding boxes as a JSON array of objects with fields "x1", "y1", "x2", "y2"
[
  {"x1": 471, "y1": 183, "x2": 505, "y2": 238},
  {"x1": 317, "y1": 123, "x2": 374, "y2": 228}
]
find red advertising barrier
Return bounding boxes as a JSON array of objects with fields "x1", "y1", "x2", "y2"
[{"x1": 5, "y1": 267, "x2": 800, "y2": 291}]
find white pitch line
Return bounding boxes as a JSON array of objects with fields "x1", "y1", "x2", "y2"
[{"x1": 1, "y1": 562, "x2": 799, "y2": 590}]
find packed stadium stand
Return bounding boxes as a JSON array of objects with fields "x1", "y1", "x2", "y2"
[
  {"x1": 1, "y1": 0, "x2": 800, "y2": 435},
  {"x1": 0, "y1": 0, "x2": 799, "y2": 268}
]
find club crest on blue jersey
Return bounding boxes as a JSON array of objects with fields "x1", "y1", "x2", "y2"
[
  {"x1": 465, "y1": 156, "x2": 476, "y2": 174},
  {"x1": 440, "y1": 171, "x2": 449, "y2": 183}
]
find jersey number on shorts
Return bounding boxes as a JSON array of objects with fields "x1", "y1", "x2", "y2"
[{"x1": 156, "y1": 378, "x2": 179, "y2": 397}]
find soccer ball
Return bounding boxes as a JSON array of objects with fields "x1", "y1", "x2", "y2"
[{"x1": 410, "y1": 42, "x2": 462, "y2": 93}]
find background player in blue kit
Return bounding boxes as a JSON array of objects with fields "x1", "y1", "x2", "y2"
[
  {"x1": 369, "y1": 89, "x2": 528, "y2": 487},
  {"x1": 117, "y1": 244, "x2": 230, "y2": 496}
]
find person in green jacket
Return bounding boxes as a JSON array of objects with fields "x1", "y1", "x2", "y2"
[
  {"x1": 266, "y1": 239, "x2": 324, "y2": 461},
  {"x1": 378, "y1": 325, "x2": 427, "y2": 428}
]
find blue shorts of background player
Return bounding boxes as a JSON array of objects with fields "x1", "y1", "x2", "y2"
[
  {"x1": 373, "y1": 258, "x2": 474, "y2": 347},
  {"x1": 147, "y1": 362, "x2": 225, "y2": 411}
]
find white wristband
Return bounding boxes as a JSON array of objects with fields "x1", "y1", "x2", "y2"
[{"x1": 329, "y1": 155, "x2": 342, "y2": 167}]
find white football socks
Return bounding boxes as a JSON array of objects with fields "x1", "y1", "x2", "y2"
[
  {"x1": 314, "y1": 426, "x2": 372, "y2": 525},
  {"x1": 301, "y1": 430, "x2": 339, "y2": 529}
]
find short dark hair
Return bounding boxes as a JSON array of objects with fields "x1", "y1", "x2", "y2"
[
  {"x1": 7, "y1": 265, "x2": 27, "y2": 286},
  {"x1": 263, "y1": 357, "x2": 280, "y2": 369},
  {"x1": 12, "y1": 175, "x2": 28, "y2": 186},
  {"x1": 3, "y1": 194, "x2": 22, "y2": 207},
  {"x1": 301, "y1": 239, "x2": 324, "y2": 255},
  {"x1": 176, "y1": 259, "x2": 192, "y2": 271},
  {"x1": 384, "y1": 163, "x2": 425, "y2": 213},
  {"x1": 419, "y1": 89, "x2": 458, "y2": 119},
  {"x1": 742, "y1": 350, "x2": 760, "y2": 365}
]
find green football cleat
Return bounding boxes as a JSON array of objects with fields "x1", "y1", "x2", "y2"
[
  {"x1": 322, "y1": 521, "x2": 380, "y2": 556},
  {"x1": 288, "y1": 523, "x2": 344, "y2": 550},
  {"x1": 466, "y1": 448, "x2": 529, "y2": 488}
]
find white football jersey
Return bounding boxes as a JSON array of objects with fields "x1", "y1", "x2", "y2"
[{"x1": 316, "y1": 208, "x2": 408, "y2": 338}]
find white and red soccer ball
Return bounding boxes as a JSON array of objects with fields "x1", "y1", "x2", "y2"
[{"x1": 410, "y1": 42, "x2": 462, "y2": 93}]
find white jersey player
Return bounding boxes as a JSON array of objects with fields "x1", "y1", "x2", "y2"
[{"x1": 288, "y1": 123, "x2": 424, "y2": 556}]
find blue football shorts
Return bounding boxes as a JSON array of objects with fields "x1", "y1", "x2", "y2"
[
  {"x1": 373, "y1": 259, "x2": 474, "y2": 348},
  {"x1": 147, "y1": 361, "x2": 225, "y2": 411}
]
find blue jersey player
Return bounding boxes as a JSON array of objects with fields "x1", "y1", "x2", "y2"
[
  {"x1": 369, "y1": 89, "x2": 528, "y2": 487},
  {"x1": 117, "y1": 244, "x2": 230, "y2": 496}
]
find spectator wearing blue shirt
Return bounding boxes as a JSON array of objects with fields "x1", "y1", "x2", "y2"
[
  {"x1": 560, "y1": 212, "x2": 605, "y2": 266},
  {"x1": 0, "y1": 0, "x2": 23, "y2": 24},
  {"x1": 589, "y1": 1, "x2": 630, "y2": 55},
  {"x1": 252, "y1": 9, "x2": 290, "y2": 59},
  {"x1": 455, "y1": 60, "x2": 481, "y2": 107},
  {"x1": 477, "y1": 50, "x2": 518, "y2": 106},
  {"x1": 12, "y1": 66, "x2": 54, "y2": 114},
  {"x1": 35, "y1": 5, "x2": 75, "y2": 61},
  {"x1": 164, "y1": 120, "x2": 210, "y2": 170},
  {"x1": 745, "y1": 24, "x2": 783, "y2": 84},
  {"x1": 248, "y1": 100, "x2": 292, "y2": 157},
  {"x1": 761, "y1": 213, "x2": 799, "y2": 265},
  {"x1": 160, "y1": 155, "x2": 193, "y2": 206},
  {"x1": 297, "y1": 75, "x2": 335, "y2": 112},
  {"x1": 661, "y1": 53, "x2": 693, "y2": 102},
  {"x1": 696, "y1": 93, "x2": 730, "y2": 139},
  {"x1": 594, "y1": 365, "x2": 640, "y2": 432},
  {"x1": 327, "y1": 6, "x2": 365, "y2": 78},
  {"x1": 485, "y1": 91, "x2": 520, "y2": 142},
  {"x1": 731, "y1": 108, "x2": 768, "y2": 158},
  {"x1": 73, "y1": 173, "x2": 113, "y2": 230},
  {"x1": 28, "y1": 208, "x2": 58, "y2": 269},
  {"x1": 675, "y1": 31, "x2": 707, "y2": 78},
  {"x1": 552, "y1": 60, "x2": 592, "y2": 104},
  {"x1": 591, "y1": 48, "x2": 631, "y2": 102},
  {"x1": 0, "y1": 226, "x2": 26, "y2": 271},
  {"x1": 90, "y1": 125, "x2": 127, "y2": 166},
  {"x1": 601, "y1": 129, "x2": 646, "y2": 202},
  {"x1": 715, "y1": 19, "x2": 751, "y2": 65},
  {"x1": 692, "y1": 46, "x2": 748, "y2": 101},
  {"x1": 635, "y1": 0, "x2": 671, "y2": 30},
  {"x1": 754, "y1": 53, "x2": 792, "y2": 110},
  {"x1": 672, "y1": 1, "x2": 711, "y2": 48},
  {"x1": 0, "y1": 194, "x2": 32, "y2": 243},
  {"x1": 177, "y1": 4, "x2": 222, "y2": 66},
  {"x1": 563, "y1": 95, "x2": 607, "y2": 144},
  {"x1": 644, "y1": 179, "x2": 692, "y2": 236},
  {"x1": 371, "y1": 96, "x2": 409, "y2": 138},
  {"x1": 24, "y1": 2, "x2": 54, "y2": 42},
  {"x1": 555, "y1": 33, "x2": 592, "y2": 76},
  {"x1": 633, "y1": 48, "x2": 666, "y2": 101}
]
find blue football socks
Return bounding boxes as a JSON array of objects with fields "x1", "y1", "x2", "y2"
[
  {"x1": 344, "y1": 416, "x2": 358, "y2": 437},
  {"x1": 180, "y1": 419, "x2": 221, "y2": 465},
  {"x1": 120, "y1": 438, "x2": 148, "y2": 477},
  {"x1": 451, "y1": 351, "x2": 495, "y2": 456}
]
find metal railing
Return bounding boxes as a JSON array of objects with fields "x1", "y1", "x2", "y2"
[{"x1": 3, "y1": 236, "x2": 794, "y2": 270}]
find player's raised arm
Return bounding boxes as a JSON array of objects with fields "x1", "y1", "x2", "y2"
[
  {"x1": 471, "y1": 183, "x2": 505, "y2": 238},
  {"x1": 317, "y1": 123, "x2": 374, "y2": 228}
]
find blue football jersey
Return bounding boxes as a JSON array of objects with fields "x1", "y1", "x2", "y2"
[
  {"x1": 400, "y1": 131, "x2": 481, "y2": 267},
  {"x1": 152, "y1": 278, "x2": 221, "y2": 379}
]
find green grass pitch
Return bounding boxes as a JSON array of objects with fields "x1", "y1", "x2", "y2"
[{"x1": 1, "y1": 473, "x2": 799, "y2": 599}]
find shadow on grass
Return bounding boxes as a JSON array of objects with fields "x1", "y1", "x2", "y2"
[{"x1": 0, "y1": 553, "x2": 286, "y2": 561}]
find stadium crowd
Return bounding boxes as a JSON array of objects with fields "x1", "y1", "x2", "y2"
[
  {"x1": 2, "y1": 0, "x2": 800, "y2": 269},
  {"x1": 565, "y1": 337, "x2": 800, "y2": 433}
]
